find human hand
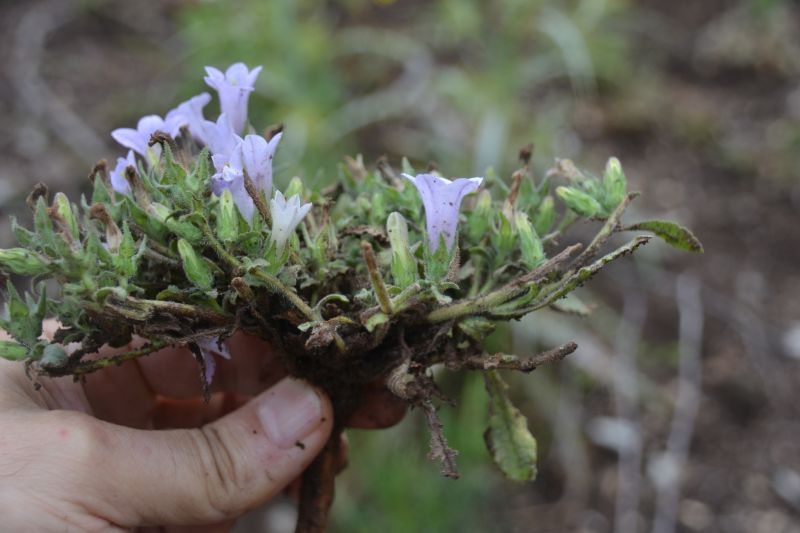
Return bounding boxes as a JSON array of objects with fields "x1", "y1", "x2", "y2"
[{"x1": 0, "y1": 323, "x2": 404, "y2": 531}]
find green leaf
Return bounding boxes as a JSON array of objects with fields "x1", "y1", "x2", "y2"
[
  {"x1": 627, "y1": 220, "x2": 704, "y2": 253},
  {"x1": 1, "y1": 282, "x2": 44, "y2": 345},
  {"x1": 0, "y1": 340, "x2": 29, "y2": 361},
  {"x1": 484, "y1": 370, "x2": 538, "y2": 481},
  {"x1": 177, "y1": 239, "x2": 214, "y2": 291},
  {"x1": 364, "y1": 312, "x2": 389, "y2": 332},
  {"x1": 113, "y1": 223, "x2": 138, "y2": 277},
  {"x1": 550, "y1": 293, "x2": 591, "y2": 316},
  {"x1": 457, "y1": 316, "x2": 495, "y2": 341}
]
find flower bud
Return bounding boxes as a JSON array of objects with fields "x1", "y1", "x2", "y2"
[
  {"x1": 0, "y1": 248, "x2": 49, "y2": 276},
  {"x1": 177, "y1": 238, "x2": 214, "y2": 291},
  {"x1": 285, "y1": 176, "x2": 304, "y2": 199},
  {"x1": 497, "y1": 212, "x2": 515, "y2": 259},
  {"x1": 603, "y1": 157, "x2": 627, "y2": 208},
  {"x1": 40, "y1": 343, "x2": 68, "y2": 368},
  {"x1": 533, "y1": 195, "x2": 555, "y2": 236},
  {"x1": 386, "y1": 212, "x2": 417, "y2": 287},
  {"x1": 556, "y1": 186, "x2": 602, "y2": 218},
  {"x1": 52, "y1": 193, "x2": 79, "y2": 240},
  {"x1": 216, "y1": 189, "x2": 239, "y2": 242},
  {"x1": 515, "y1": 213, "x2": 544, "y2": 268}
]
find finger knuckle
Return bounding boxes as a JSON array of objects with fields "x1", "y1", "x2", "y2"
[{"x1": 192, "y1": 425, "x2": 250, "y2": 518}]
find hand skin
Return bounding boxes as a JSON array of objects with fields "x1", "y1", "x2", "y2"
[{"x1": 0, "y1": 323, "x2": 405, "y2": 532}]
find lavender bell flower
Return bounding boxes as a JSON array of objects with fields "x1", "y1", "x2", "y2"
[
  {"x1": 109, "y1": 150, "x2": 136, "y2": 195},
  {"x1": 165, "y1": 92, "x2": 212, "y2": 144},
  {"x1": 270, "y1": 190, "x2": 312, "y2": 253},
  {"x1": 204, "y1": 63, "x2": 262, "y2": 135},
  {"x1": 197, "y1": 337, "x2": 231, "y2": 385},
  {"x1": 111, "y1": 114, "x2": 183, "y2": 157},
  {"x1": 211, "y1": 166, "x2": 255, "y2": 222},
  {"x1": 402, "y1": 173, "x2": 483, "y2": 251},
  {"x1": 229, "y1": 133, "x2": 282, "y2": 194},
  {"x1": 202, "y1": 114, "x2": 242, "y2": 169}
]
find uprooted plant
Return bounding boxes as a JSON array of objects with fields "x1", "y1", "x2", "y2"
[{"x1": 0, "y1": 62, "x2": 703, "y2": 532}]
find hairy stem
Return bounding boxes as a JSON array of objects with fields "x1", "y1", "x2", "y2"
[
  {"x1": 42, "y1": 341, "x2": 167, "y2": 377},
  {"x1": 463, "y1": 342, "x2": 577, "y2": 372}
]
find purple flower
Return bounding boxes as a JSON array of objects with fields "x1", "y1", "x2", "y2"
[
  {"x1": 202, "y1": 114, "x2": 242, "y2": 167},
  {"x1": 229, "y1": 133, "x2": 282, "y2": 194},
  {"x1": 111, "y1": 114, "x2": 182, "y2": 157},
  {"x1": 204, "y1": 63, "x2": 262, "y2": 135},
  {"x1": 197, "y1": 337, "x2": 231, "y2": 385},
  {"x1": 109, "y1": 150, "x2": 136, "y2": 195},
  {"x1": 402, "y1": 173, "x2": 483, "y2": 251},
  {"x1": 270, "y1": 190, "x2": 312, "y2": 253},
  {"x1": 211, "y1": 165, "x2": 255, "y2": 221},
  {"x1": 165, "y1": 92, "x2": 212, "y2": 144}
]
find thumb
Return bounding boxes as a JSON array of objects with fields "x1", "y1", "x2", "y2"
[{"x1": 88, "y1": 377, "x2": 333, "y2": 527}]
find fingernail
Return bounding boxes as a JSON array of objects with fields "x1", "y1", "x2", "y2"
[{"x1": 257, "y1": 378, "x2": 323, "y2": 449}]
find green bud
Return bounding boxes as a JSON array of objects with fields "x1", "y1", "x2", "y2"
[
  {"x1": 533, "y1": 196, "x2": 555, "y2": 236},
  {"x1": 386, "y1": 212, "x2": 417, "y2": 287},
  {"x1": 467, "y1": 190, "x2": 493, "y2": 242},
  {"x1": 515, "y1": 213, "x2": 545, "y2": 268},
  {"x1": 177, "y1": 239, "x2": 214, "y2": 291},
  {"x1": 603, "y1": 157, "x2": 627, "y2": 208},
  {"x1": 0, "y1": 248, "x2": 50, "y2": 276},
  {"x1": 40, "y1": 343, "x2": 68, "y2": 368},
  {"x1": 497, "y1": 213, "x2": 515, "y2": 259},
  {"x1": 556, "y1": 186, "x2": 603, "y2": 218},
  {"x1": 217, "y1": 189, "x2": 239, "y2": 242},
  {"x1": 285, "y1": 176, "x2": 304, "y2": 199},
  {"x1": 52, "y1": 193, "x2": 79, "y2": 240}
]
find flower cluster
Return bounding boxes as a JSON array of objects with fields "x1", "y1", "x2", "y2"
[
  {"x1": 107, "y1": 63, "x2": 310, "y2": 373},
  {"x1": 0, "y1": 60, "x2": 702, "y2": 513},
  {"x1": 101, "y1": 63, "x2": 497, "y2": 375}
]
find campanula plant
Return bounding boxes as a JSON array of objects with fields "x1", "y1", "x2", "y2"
[{"x1": 0, "y1": 62, "x2": 702, "y2": 533}]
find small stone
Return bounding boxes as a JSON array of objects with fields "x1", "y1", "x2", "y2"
[{"x1": 679, "y1": 499, "x2": 714, "y2": 531}]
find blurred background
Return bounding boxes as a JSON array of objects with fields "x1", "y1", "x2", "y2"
[{"x1": 1, "y1": 0, "x2": 800, "y2": 531}]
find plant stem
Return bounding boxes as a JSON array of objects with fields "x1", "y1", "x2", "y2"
[
  {"x1": 43, "y1": 341, "x2": 167, "y2": 377},
  {"x1": 462, "y1": 342, "x2": 577, "y2": 372},
  {"x1": 199, "y1": 221, "x2": 242, "y2": 272},
  {"x1": 243, "y1": 174, "x2": 271, "y2": 225},
  {"x1": 249, "y1": 269, "x2": 317, "y2": 322},
  {"x1": 426, "y1": 244, "x2": 581, "y2": 323},
  {"x1": 572, "y1": 192, "x2": 638, "y2": 270}
]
